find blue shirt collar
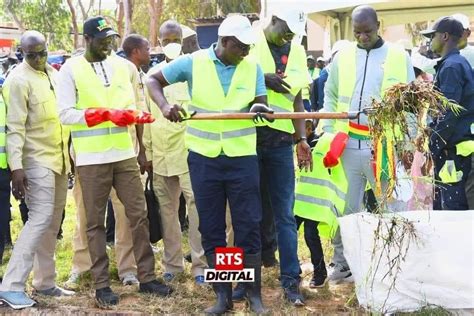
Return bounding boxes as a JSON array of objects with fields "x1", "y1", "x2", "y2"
[{"x1": 207, "y1": 43, "x2": 235, "y2": 68}]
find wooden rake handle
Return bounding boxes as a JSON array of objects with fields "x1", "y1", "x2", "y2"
[{"x1": 186, "y1": 111, "x2": 361, "y2": 120}]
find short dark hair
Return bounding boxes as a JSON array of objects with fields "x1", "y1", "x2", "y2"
[{"x1": 122, "y1": 34, "x2": 148, "y2": 57}]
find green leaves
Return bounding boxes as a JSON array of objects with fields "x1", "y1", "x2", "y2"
[{"x1": 3, "y1": 0, "x2": 72, "y2": 51}]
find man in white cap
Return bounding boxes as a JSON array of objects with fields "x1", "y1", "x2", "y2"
[
  {"x1": 146, "y1": 14, "x2": 272, "y2": 314},
  {"x1": 452, "y1": 13, "x2": 474, "y2": 68},
  {"x1": 242, "y1": 9, "x2": 310, "y2": 307}
]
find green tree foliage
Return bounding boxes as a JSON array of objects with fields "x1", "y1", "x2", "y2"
[
  {"x1": 4, "y1": 0, "x2": 72, "y2": 50},
  {"x1": 216, "y1": 0, "x2": 259, "y2": 14},
  {"x1": 162, "y1": 0, "x2": 216, "y2": 24}
]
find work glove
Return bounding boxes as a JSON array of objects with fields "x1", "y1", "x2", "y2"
[
  {"x1": 130, "y1": 109, "x2": 155, "y2": 124},
  {"x1": 84, "y1": 108, "x2": 155, "y2": 127},
  {"x1": 84, "y1": 108, "x2": 110, "y2": 127},
  {"x1": 323, "y1": 132, "x2": 349, "y2": 168},
  {"x1": 250, "y1": 103, "x2": 274, "y2": 123},
  {"x1": 108, "y1": 109, "x2": 136, "y2": 127}
]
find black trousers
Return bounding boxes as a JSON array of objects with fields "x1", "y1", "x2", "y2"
[{"x1": 295, "y1": 215, "x2": 327, "y2": 276}]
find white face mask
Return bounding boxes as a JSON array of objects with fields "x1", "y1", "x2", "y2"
[{"x1": 162, "y1": 43, "x2": 182, "y2": 60}]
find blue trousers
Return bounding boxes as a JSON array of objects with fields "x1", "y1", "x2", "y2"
[
  {"x1": 0, "y1": 168, "x2": 11, "y2": 264},
  {"x1": 187, "y1": 152, "x2": 262, "y2": 256},
  {"x1": 257, "y1": 145, "x2": 301, "y2": 287}
]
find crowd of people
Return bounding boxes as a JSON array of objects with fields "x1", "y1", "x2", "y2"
[{"x1": 0, "y1": 4, "x2": 472, "y2": 314}]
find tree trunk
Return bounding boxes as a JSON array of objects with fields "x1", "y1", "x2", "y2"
[
  {"x1": 116, "y1": 0, "x2": 125, "y2": 38},
  {"x1": 123, "y1": 0, "x2": 133, "y2": 37},
  {"x1": 6, "y1": 0, "x2": 25, "y2": 32},
  {"x1": 148, "y1": 0, "x2": 163, "y2": 47},
  {"x1": 66, "y1": 0, "x2": 79, "y2": 49}
]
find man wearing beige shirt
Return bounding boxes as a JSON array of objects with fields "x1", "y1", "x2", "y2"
[
  {"x1": 0, "y1": 31, "x2": 73, "y2": 309},
  {"x1": 144, "y1": 21, "x2": 207, "y2": 285}
]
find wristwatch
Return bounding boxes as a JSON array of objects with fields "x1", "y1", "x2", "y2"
[{"x1": 295, "y1": 136, "x2": 307, "y2": 144}]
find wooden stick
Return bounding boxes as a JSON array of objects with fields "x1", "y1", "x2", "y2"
[{"x1": 188, "y1": 111, "x2": 359, "y2": 120}]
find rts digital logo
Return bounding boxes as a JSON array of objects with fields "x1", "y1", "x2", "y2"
[{"x1": 204, "y1": 247, "x2": 255, "y2": 283}]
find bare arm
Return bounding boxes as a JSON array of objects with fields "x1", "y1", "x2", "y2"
[{"x1": 146, "y1": 70, "x2": 186, "y2": 122}]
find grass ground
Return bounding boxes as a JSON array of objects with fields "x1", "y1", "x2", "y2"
[{"x1": 0, "y1": 193, "x2": 452, "y2": 315}]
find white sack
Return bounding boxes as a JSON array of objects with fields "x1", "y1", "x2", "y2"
[{"x1": 339, "y1": 211, "x2": 474, "y2": 313}]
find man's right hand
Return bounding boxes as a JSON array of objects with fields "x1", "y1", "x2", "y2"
[
  {"x1": 264, "y1": 73, "x2": 292, "y2": 94},
  {"x1": 11, "y1": 169, "x2": 28, "y2": 200},
  {"x1": 162, "y1": 103, "x2": 187, "y2": 122}
]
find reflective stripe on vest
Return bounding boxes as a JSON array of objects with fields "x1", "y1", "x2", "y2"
[
  {"x1": 250, "y1": 31, "x2": 308, "y2": 134},
  {"x1": 68, "y1": 55, "x2": 135, "y2": 155},
  {"x1": 293, "y1": 134, "x2": 348, "y2": 239},
  {"x1": 71, "y1": 126, "x2": 128, "y2": 138},
  {"x1": 335, "y1": 43, "x2": 408, "y2": 134},
  {"x1": 0, "y1": 96, "x2": 6, "y2": 169},
  {"x1": 186, "y1": 49, "x2": 257, "y2": 158}
]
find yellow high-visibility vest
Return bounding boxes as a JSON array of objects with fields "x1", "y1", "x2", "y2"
[
  {"x1": 336, "y1": 43, "x2": 409, "y2": 193},
  {"x1": 69, "y1": 55, "x2": 134, "y2": 155},
  {"x1": 186, "y1": 49, "x2": 257, "y2": 158},
  {"x1": 249, "y1": 32, "x2": 308, "y2": 134},
  {"x1": 294, "y1": 133, "x2": 348, "y2": 239},
  {"x1": 334, "y1": 43, "x2": 408, "y2": 133},
  {"x1": 302, "y1": 68, "x2": 319, "y2": 100},
  {"x1": 0, "y1": 94, "x2": 6, "y2": 169}
]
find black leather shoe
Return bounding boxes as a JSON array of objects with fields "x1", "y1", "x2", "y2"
[
  {"x1": 139, "y1": 280, "x2": 173, "y2": 297},
  {"x1": 95, "y1": 287, "x2": 119, "y2": 307}
]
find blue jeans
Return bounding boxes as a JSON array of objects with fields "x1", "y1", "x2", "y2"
[
  {"x1": 0, "y1": 168, "x2": 11, "y2": 264},
  {"x1": 188, "y1": 152, "x2": 262, "y2": 256},
  {"x1": 257, "y1": 145, "x2": 301, "y2": 287}
]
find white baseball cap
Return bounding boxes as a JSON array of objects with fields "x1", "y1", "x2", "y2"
[
  {"x1": 274, "y1": 9, "x2": 307, "y2": 36},
  {"x1": 181, "y1": 25, "x2": 196, "y2": 39},
  {"x1": 451, "y1": 13, "x2": 470, "y2": 30},
  {"x1": 218, "y1": 15, "x2": 257, "y2": 45}
]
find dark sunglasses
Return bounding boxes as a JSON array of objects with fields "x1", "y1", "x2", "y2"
[
  {"x1": 24, "y1": 50, "x2": 48, "y2": 59},
  {"x1": 229, "y1": 37, "x2": 254, "y2": 52}
]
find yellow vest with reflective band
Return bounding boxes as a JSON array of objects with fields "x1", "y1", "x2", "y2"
[
  {"x1": 0, "y1": 94, "x2": 6, "y2": 169},
  {"x1": 250, "y1": 32, "x2": 308, "y2": 134},
  {"x1": 302, "y1": 68, "x2": 319, "y2": 100},
  {"x1": 334, "y1": 43, "x2": 408, "y2": 133},
  {"x1": 186, "y1": 50, "x2": 257, "y2": 158},
  {"x1": 69, "y1": 56, "x2": 134, "y2": 155},
  {"x1": 336, "y1": 43, "x2": 408, "y2": 193},
  {"x1": 293, "y1": 133, "x2": 348, "y2": 239}
]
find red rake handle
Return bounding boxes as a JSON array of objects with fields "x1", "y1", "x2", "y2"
[{"x1": 188, "y1": 111, "x2": 360, "y2": 120}]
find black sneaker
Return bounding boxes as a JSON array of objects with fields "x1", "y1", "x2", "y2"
[
  {"x1": 95, "y1": 287, "x2": 119, "y2": 307},
  {"x1": 139, "y1": 280, "x2": 173, "y2": 297},
  {"x1": 283, "y1": 282, "x2": 305, "y2": 306},
  {"x1": 309, "y1": 273, "x2": 327, "y2": 288}
]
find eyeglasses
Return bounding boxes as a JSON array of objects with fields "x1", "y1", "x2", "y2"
[
  {"x1": 229, "y1": 37, "x2": 254, "y2": 52},
  {"x1": 24, "y1": 50, "x2": 48, "y2": 59}
]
